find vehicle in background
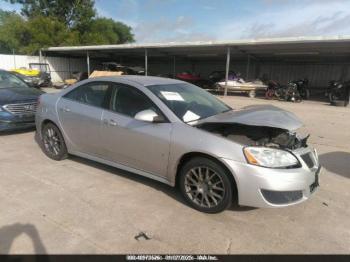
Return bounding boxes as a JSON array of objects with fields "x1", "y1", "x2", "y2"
[
  {"x1": 208, "y1": 70, "x2": 235, "y2": 83},
  {"x1": 176, "y1": 72, "x2": 213, "y2": 89},
  {"x1": 216, "y1": 73, "x2": 267, "y2": 98},
  {"x1": 0, "y1": 70, "x2": 43, "y2": 132},
  {"x1": 327, "y1": 80, "x2": 349, "y2": 107},
  {"x1": 36, "y1": 76, "x2": 320, "y2": 213},
  {"x1": 291, "y1": 78, "x2": 310, "y2": 100},
  {"x1": 101, "y1": 62, "x2": 145, "y2": 75},
  {"x1": 265, "y1": 80, "x2": 301, "y2": 102},
  {"x1": 11, "y1": 63, "x2": 52, "y2": 87},
  {"x1": 11, "y1": 71, "x2": 40, "y2": 88}
]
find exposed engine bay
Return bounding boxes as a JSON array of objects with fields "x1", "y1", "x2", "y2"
[{"x1": 196, "y1": 123, "x2": 309, "y2": 150}]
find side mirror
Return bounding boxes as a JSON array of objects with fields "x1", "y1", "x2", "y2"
[{"x1": 134, "y1": 109, "x2": 165, "y2": 123}]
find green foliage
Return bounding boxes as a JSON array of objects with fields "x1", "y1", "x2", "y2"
[
  {"x1": 0, "y1": 0, "x2": 135, "y2": 55},
  {"x1": 5, "y1": 0, "x2": 96, "y2": 28},
  {"x1": 81, "y1": 18, "x2": 134, "y2": 45},
  {"x1": 0, "y1": 10, "x2": 27, "y2": 53},
  {"x1": 21, "y1": 16, "x2": 81, "y2": 54}
]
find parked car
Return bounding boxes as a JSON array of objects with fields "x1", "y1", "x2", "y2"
[
  {"x1": 36, "y1": 76, "x2": 321, "y2": 213},
  {"x1": 101, "y1": 62, "x2": 145, "y2": 75},
  {"x1": 0, "y1": 70, "x2": 43, "y2": 131},
  {"x1": 176, "y1": 72, "x2": 213, "y2": 89},
  {"x1": 11, "y1": 71, "x2": 40, "y2": 88}
]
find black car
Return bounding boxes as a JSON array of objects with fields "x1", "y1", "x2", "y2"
[{"x1": 0, "y1": 70, "x2": 43, "y2": 132}]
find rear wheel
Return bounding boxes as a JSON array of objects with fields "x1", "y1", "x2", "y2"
[
  {"x1": 41, "y1": 123, "x2": 68, "y2": 161},
  {"x1": 179, "y1": 157, "x2": 234, "y2": 213}
]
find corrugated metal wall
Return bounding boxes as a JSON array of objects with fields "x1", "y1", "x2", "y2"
[
  {"x1": 1, "y1": 53, "x2": 346, "y2": 88},
  {"x1": 0, "y1": 54, "x2": 86, "y2": 82},
  {"x1": 149, "y1": 59, "x2": 348, "y2": 88}
]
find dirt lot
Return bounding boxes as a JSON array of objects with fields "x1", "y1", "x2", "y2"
[{"x1": 0, "y1": 94, "x2": 349, "y2": 254}]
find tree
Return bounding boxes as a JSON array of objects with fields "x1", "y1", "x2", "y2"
[
  {"x1": 81, "y1": 18, "x2": 134, "y2": 45},
  {"x1": 0, "y1": 0, "x2": 135, "y2": 55},
  {"x1": 5, "y1": 0, "x2": 96, "y2": 29},
  {"x1": 21, "y1": 16, "x2": 81, "y2": 54},
  {"x1": 0, "y1": 10, "x2": 27, "y2": 53}
]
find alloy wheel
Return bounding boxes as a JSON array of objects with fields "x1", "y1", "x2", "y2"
[
  {"x1": 43, "y1": 127, "x2": 62, "y2": 156},
  {"x1": 184, "y1": 166, "x2": 226, "y2": 208}
]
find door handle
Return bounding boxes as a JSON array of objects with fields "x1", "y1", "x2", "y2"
[
  {"x1": 62, "y1": 107, "x2": 71, "y2": 112},
  {"x1": 109, "y1": 119, "x2": 118, "y2": 126}
]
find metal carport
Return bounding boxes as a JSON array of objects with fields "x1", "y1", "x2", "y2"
[{"x1": 43, "y1": 36, "x2": 350, "y2": 95}]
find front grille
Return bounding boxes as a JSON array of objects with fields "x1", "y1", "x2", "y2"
[
  {"x1": 301, "y1": 152, "x2": 315, "y2": 168},
  {"x1": 261, "y1": 189, "x2": 303, "y2": 205},
  {"x1": 3, "y1": 101, "x2": 38, "y2": 115}
]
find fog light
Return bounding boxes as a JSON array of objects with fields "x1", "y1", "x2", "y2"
[{"x1": 261, "y1": 189, "x2": 303, "y2": 204}]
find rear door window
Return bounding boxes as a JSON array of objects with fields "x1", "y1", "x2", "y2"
[{"x1": 63, "y1": 82, "x2": 112, "y2": 109}]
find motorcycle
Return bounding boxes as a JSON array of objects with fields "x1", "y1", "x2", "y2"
[
  {"x1": 291, "y1": 78, "x2": 310, "y2": 99},
  {"x1": 327, "y1": 80, "x2": 349, "y2": 107},
  {"x1": 265, "y1": 80, "x2": 301, "y2": 102}
]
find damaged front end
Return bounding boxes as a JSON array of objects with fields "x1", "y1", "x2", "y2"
[
  {"x1": 196, "y1": 122, "x2": 309, "y2": 150},
  {"x1": 194, "y1": 105, "x2": 309, "y2": 150}
]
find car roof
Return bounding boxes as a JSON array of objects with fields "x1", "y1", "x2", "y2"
[{"x1": 92, "y1": 75, "x2": 185, "y2": 86}]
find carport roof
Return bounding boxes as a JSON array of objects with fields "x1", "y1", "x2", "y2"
[{"x1": 43, "y1": 36, "x2": 350, "y2": 61}]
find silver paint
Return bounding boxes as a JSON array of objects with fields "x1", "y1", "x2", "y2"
[{"x1": 35, "y1": 76, "x2": 320, "y2": 208}]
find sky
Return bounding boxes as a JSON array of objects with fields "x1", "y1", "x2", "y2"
[{"x1": 2, "y1": 0, "x2": 350, "y2": 43}]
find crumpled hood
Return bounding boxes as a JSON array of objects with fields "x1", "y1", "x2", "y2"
[
  {"x1": 196, "y1": 105, "x2": 303, "y2": 131},
  {"x1": 0, "y1": 88, "x2": 43, "y2": 105}
]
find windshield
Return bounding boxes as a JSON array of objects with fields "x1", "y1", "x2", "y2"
[
  {"x1": 0, "y1": 71, "x2": 29, "y2": 89},
  {"x1": 147, "y1": 83, "x2": 231, "y2": 123}
]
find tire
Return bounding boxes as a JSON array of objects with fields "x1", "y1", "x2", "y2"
[
  {"x1": 331, "y1": 100, "x2": 347, "y2": 107},
  {"x1": 179, "y1": 157, "x2": 234, "y2": 213},
  {"x1": 304, "y1": 89, "x2": 310, "y2": 100},
  {"x1": 265, "y1": 89, "x2": 274, "y2": 99},
  {"x1": 300, "y1": 89, "x2": 310, "y2": 100},
  {"x1": 41, "y1": 123, "x2": 68, "y2": 161},
  {"x1": 248, "y1": 90, "x2": 256, "y2": 98}
]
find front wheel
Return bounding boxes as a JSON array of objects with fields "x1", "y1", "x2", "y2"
[
  {"x1": 179, "y1": 157, "x2": 234, "y2": 213},
  {"x1": 41, "y1": 123, "x2": 68, "y2": 161}
]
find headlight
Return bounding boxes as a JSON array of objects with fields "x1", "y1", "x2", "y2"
[{"x1": 243, "y1": 147, "x2": 300, "y2": 168}]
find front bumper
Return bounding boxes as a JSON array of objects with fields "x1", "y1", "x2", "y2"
[
  {"x1": 222, "y1": 147, "x2": 321, "y2": 208},
  {"x1": 0, "y1": 114, "x2": 36, "y2": 132}
]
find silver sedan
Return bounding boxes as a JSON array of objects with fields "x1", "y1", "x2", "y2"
[{"x1": 35, "y1": 76, "x2": 321, "y2": 213}]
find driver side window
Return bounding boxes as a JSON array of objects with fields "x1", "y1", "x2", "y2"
[{"x1": 110, "y1": 84, "x2": 164, "y2": 119}]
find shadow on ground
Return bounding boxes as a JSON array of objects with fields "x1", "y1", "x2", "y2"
[
  {"x1": 319, "y1": 151, "x2": 350, "y2": 179},
  {"x1": 69, "y1": 155, "x2": 252, "y2": 213},
  {"x1": 0, "y1": 223, "x2": 47, "y2": 255}
]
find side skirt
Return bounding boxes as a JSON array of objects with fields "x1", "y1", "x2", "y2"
[{"x1": 70, "y1": 150, "x2": 173, "y2": 186}]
